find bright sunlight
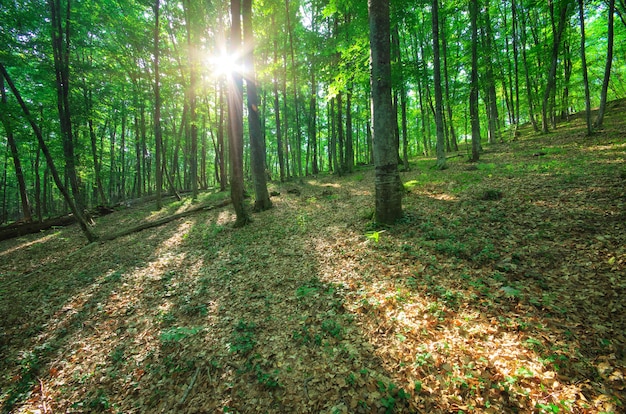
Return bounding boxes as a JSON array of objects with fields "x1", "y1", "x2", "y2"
[{"x1": 207, "y1": 49, "x2": 245, "y2": 78}]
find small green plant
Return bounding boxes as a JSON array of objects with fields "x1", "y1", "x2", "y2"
[
  {"x1": 403, "y1": 179, "x2": 419, "y2": 191},
  {"x1": 321, "y1": 319, "x2": 342, "y2": 339},
  {"x1": 365, "y1": 230, "x2": 385, "y2": 243},
  {"x1": 160, "y1": 326, "x2": 202, "y2": 344},
  {"x1": 296, "y1": 284, "x2": 319, "y2": 299},
  {"x1": 414, "y1": 350, "x2": 432, "y2": 367},
  {"x1": 230, "y1": 320, "x2": 257, "y2": 355},
  {"x1": 110, "y1": 346, "x2": 125, "y2": 364}
]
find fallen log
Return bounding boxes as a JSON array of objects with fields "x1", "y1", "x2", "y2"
[
  {"x1": 99, "y1": 198, "x2": 231, "y2": 242},
  {"x1": 0, "y1": 214, "x2": 76, "y2": 242}
]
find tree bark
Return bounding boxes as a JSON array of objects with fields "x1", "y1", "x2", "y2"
[
  {"x1": 541, "y1": 0, "x2": 570, "y2": 133},
  {"x1": 0, "y1": 76, "x2": 32, "y2": 222},
  {"x1": 0, "y1": 63, "x2": 97, "y2": 242},
  {"x1": 595, "y1": 0, "x2": 615, "y2": 129},
  {"x1": 242, "y1": 0, "x2": 272, "y2": 212},
  {"x1": 470, "y1": 0, "x2": 481, "y2": 162},
  {"x1": 49, "y1": 0, "x2": 87, "y2": 214},
  {"x1": 432, "y1": 0, "x2": 447, "y2": 169},
  {"x1": 368, "y1": 0, "x2": 402, "y2": 224},
  {"x1": 578, "y1": 0, "x2": 593, "y2": 135},
  {"x1": 153, "y1": 0, "x2": 164, "y2": 209},
  {"x1": 228, "y1": 0, "x2": 250, "y2": 227}
]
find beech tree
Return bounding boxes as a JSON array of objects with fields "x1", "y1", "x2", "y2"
[{"x1": 368, "y1": 0, "x2": 402, "y2": 224}]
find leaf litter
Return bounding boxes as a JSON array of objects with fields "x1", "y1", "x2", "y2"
[{"x1": 1, "y1": 116, "x2": 625, "y2": 413}]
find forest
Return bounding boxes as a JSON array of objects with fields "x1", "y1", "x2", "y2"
[{"x1": 1, "y1": 0, "x2": 625, "y2": 413}]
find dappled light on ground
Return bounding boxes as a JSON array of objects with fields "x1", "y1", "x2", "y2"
[{"x1": 1, "y1": 121, "x2": 625, "y2": 413}]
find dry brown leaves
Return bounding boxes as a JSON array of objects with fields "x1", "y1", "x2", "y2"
[{"x1": 1, "y1": 119, "x2": 625, "y2": 413}]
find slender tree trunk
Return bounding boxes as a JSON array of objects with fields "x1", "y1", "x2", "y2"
[
  {"x1": 368, "y1": 0, "x2": 402, "y2": 224},
  {"x1": 519, "y1": 4, "x2": 539, "y2": 131},
  {"x1": 441, "y1": 15, "x2": 458, "y2": 152},
  {"x1": 285, "y1": 0, "x2": 302, "y2": 177},
  {"x1": 242, "y1": 0, "x2": 271, "y2": 212},
  {"x1": 217, "y1": 83, "x2": 227, "y2": 190},
  {"x1": 432, "y1": 0, "x2": 447, "y2": 169},
  {"x1": 228, "y1": 0, "x2": 250, "y2": 226},
  {"x1": 0, "y1": 77, "x2": 32, "y2": 222},
  {"x1": 470, "y1": 0, "x2": 481, "y2": 162},
  {"x1": 578, "y1": 0, "x2": 593, "y2": 135},
  {"x1": 541, "y1": 1, "x2": 570, "y2": 133},
  {"x1": 337, "y1": 92, "x2": 344, "y2": 175},
  {"x1": 482, "y1": 0, "x2": 500, "y2": 144},
  {"x1": 49, "y1": 0, "x2": 87, "y2": 214},
  {"x1": 595, "y1": 0, "x2": 615, "y2": 129},
  {"x1": 512, "y1": 0, "x2": 521, "y2": 124},
  {"x1": 345, "y1": 86, "x2": 354, "y2": 173},
  {"x1": 309, "y1": 67, "x2": 318, "y2": 175},
  {"x1": 0, "y1": 63, "x2": 97, "y2": 242},
  {"x1": 153, "y1": 0, "x2": 163, "y2": 209},
  {"x1": 183, "y1": 0, "x2": 199, "y2": 199}
]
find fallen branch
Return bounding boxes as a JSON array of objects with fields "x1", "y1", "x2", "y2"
[
  {"x1": 99, "y1": 198, "x2": 231, "y2": 242},
  {"x1": 179, "y1": 366, "x2": 201, "y2": 405},
  {"x1": 0, "y1": 214, "x2": 76, "y2": 242}
]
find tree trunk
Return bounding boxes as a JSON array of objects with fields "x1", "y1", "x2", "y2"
[
  {"x1": 153, "y1": 0, "x2": 164, "y2": 209},
  {"x1": 470, "y1": 0, "x2": 481, "y2": 162},
  {"x1": 541, "y1": 1, "x2": 570, "y2": 133},
  {"x1": 0, "y1": 76, "x2": 32, "y2": 222},
  {"x1": 228, "y1": 0, "x2": 250, "y2": 227},
  {"x1": 578, "y1": 0, "x2": 593, "y2": 135},
  {"x1": 595, "y1": 0, "x2": 615, "y2": 129},
  {"x1": 49, "y1": 0, "x2": 87, "y2": 215},
  {"x1": 432, "y1": 0, "x2": 447, "y2": 169},
  {"x1": 242, "y1": 0, "x2": 272, "y2": 212},
  {"x1": 482, "y1": 0, "x2": 500, "y2": 144},
  {"x1": 285, "y1": 0, "x2": 302, "y2": 177},
  {"x1": 183, "y1": 0, "x2": 199, "y2": 199},
  {"x1": 0, "y1": 63, "x2": 97, "y2": 242},
  {"x1": 345, "y1": 86, "x2": 354, "y2": 173},
  {"x1": 368, "y1": 0, "x2": 402, "y2": 224},
  {"x1": 441, "y1": 14, "x2": 458, "y2": 153},
  {"x1": 519, "y1": 3, "x2": 539, "y2": 132}
]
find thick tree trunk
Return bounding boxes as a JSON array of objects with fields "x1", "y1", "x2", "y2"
[{"x1": 368, "y1": 0, "x2": 402, "y2": 224}]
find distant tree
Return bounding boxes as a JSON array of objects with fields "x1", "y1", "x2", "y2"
[{"x1": 368, "y1": 0, "x2": 403, "y2": 224}]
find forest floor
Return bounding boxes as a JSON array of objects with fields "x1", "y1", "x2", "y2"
[{"x1": 1, "y1": 106, "x2": 625, "y2": 414}]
